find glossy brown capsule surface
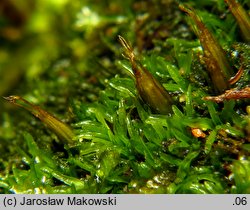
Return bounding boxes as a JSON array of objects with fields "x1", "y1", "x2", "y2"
[
  {"x1": 225, "y1": 0, "x2": 250, "y2": 43},
  {"x1": 4, "y1": 96, "x2": 74, "y2": 143},
  {"x1": 118, "y1": 35, "x2": 173, "y2": 115},
  {"x1": 179, "y1": 4, "x2": 233, "y2": 94}
]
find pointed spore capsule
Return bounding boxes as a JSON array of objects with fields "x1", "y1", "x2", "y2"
[
  {"x1": 179, "y1": 4, "x2": 234, "y2": 94},
  {"x1": 3, "y1": 96, "x2": 74, "y2": 144},
  {"x1": 225, "y1": 0, "x2": 250, "y2": 43},
  {"x1": 118, "y1": 35, "x2": 173, "y2": 115}
]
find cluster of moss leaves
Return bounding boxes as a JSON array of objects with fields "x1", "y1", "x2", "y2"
[{"x1": 0, "y1": 0, "x2": 250, "y2": 193}]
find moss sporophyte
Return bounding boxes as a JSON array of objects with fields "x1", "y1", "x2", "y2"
[
  {"x1": 224, "y1": 0, "x2": 250, "y2": 43},
  {"x1": 118, "y1": 35, "x2": 173, "y2": 115},
  {"x1": 3, "y1": 96, "x2": 74, "y2": 144},
  {"x1": 180, "y1": 3, "x2": 250, "y2": 95},
  {"x1": 179, "y1": 4, "x2": 233, "y2": 94},
  {"x1": 1, "y1": 0, "x2": 250, "y2": 194}
]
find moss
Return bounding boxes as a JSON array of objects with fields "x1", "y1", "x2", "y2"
[{"x1": 0, "y1": 0, "x2": 250, "y2": 194}]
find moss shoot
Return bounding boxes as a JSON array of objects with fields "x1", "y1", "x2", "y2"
[{"x1": 0, "y1": 0, "x2": 250, "y2": 194}]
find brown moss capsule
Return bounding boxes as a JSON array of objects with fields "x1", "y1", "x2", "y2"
[
  {"x1": 225, "y1": 0, "x2": 250, "y2": 43},
  {"x1": 3, "y1": 96, "x2": 74, "y2": 143},
  {"x1": 179, "y1": 4, "x2": 233, "y2": 94},
  {"x1": 118, "y1": 35, "x2": 173, "y2": 115}
]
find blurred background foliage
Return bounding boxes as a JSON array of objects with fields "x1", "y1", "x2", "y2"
[{"x1": 0, "y1": 0, "x2": 250, "y2": 193}]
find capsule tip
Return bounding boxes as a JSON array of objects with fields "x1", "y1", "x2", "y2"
[
  {"x1": 118, "y1": 35, "x2": 135, "y2": 61},
  {"x1": 179, "y1": 4, "x2": 193, "y2": 15},
  {"x1": 2, "y1": 95, "x2": 20, "y2": 103},
  {"x1": 118, "y1": 35, "x2": 130, "y2": 50}
]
